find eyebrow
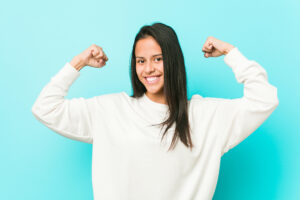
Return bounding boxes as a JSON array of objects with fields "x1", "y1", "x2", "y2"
[{"x1": 136, "y1": 54, "x2": 162, "y2": 59}]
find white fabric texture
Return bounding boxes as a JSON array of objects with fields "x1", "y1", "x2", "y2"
[{"x1": 32, "y1": 47, "x2": 279, "y2": 200}]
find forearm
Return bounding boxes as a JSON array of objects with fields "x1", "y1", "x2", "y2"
[
  {"x1": 219, "y1": 48, "x2": 279, "y2": 155},
  {"x1": 31, "y1": 62, "x2": 94, "y2": 143},
  {"x1": 224, "y1": 48, "x2": 279, "y2": 106},
  {"x1": 32, "y1": 62, "x2": 80, "y2": 118}
]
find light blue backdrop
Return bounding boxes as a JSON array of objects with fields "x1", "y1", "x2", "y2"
[{"x1": 1, "y1": 0, "x2": 299, "y2": 199}]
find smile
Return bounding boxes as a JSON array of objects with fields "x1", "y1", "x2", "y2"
[{"x1": 145, "y1": 76, "x2": 161, "y2": 84}]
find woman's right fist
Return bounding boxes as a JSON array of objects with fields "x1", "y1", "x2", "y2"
[{"x1": 70, "y1": 44, "x2": 109, "y2": 71}]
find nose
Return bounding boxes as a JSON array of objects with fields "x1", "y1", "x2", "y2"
[{"x1": 145, "y1": 61, "x2": 155, "y2": 74}]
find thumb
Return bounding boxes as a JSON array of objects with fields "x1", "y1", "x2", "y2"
[
  {"x1": 90, "y1": 49, "x2": 95, "y2": 57},
  {"x1": 204, "y1": 52, "x2": 212, "y2": 58}
]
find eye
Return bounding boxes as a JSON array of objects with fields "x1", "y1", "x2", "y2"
[
  {"x1": 137, "y1": 59, "x2": 144, "y2": 64},
  {"x1": 155, "y1": 57, "x2": 162, "y2": 62}
]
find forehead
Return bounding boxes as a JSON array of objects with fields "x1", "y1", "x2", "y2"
[{"x1": 135, "y1": 36, "x2": 162, "y2": 57}]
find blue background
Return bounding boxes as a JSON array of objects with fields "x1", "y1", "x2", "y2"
[{"x1": 1, "y1": 0, "x2": 299, "y2": 199}]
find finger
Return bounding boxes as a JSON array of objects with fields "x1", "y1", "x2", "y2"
[
  {"x1": 98, "y1": 55, "x2": 107, "y2": 63},
  {"x1": 98, "y1": 59, "x2": 106, "y2": 67},
  {"x1": 103, "y1": 54, "x2": 108, "y2": 61},
  {"x1": 204, "y1": 52, "x2": 212, "y2": 58},
  {"x1": 95, "y1": 51, "x2": 104, "y2": 59},
  {"x1": 99, "y1": 58, "x2": 106, "y2": 63},
  {"x1": 202, "y1": 46, "x2": 211, "y2": 53},
  {"x1": 99, "y1": 52, "x2": 108, "y2": 62},
  {"x1": 202, "y1": 48, "x2": 212, "y2": 53},
  {"x1": 91, "y1": 49, "x2": 95, "y2": 57},
  {"x1": 95, "y1": 59, "x2": 105, "y2": 67},
  {"x1": 91, "y1": 48, "x2": 100, "y2": 57},
  {"x1": 202, "y1": 43, "x2": 213, "y2": 53},
  {"x1": 202, "y1": 37, "x2": 215, "y2": 50}
]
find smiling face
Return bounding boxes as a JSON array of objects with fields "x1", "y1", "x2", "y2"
[{"x1": 135, "y1": 36, "x2": 165, "y2": 103}]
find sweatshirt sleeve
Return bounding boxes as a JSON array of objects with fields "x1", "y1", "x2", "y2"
[
  {"x1": 217, "y1": 47, "x2": 279, "y2": 156},
  {"x1": 31, "y1": 62, "x2": 97, "y2": 144}
]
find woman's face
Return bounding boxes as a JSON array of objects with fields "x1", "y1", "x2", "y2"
[{"x1": 135, "y1": 36, "x2": 164, "y2": 98}]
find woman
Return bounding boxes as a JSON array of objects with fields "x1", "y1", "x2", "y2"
[{"x1": 32, "y1": 22, "x2": 279, "y2": 200}]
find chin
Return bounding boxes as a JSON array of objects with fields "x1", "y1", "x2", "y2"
[
  {"x1": 145, "y1": 87, "x2": 164, "y2": 95},
  {"x1": 139, "y1": 78, "x2": 164, "y2": 95}
]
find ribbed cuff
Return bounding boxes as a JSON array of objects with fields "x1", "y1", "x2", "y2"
[{"x1": 224, "y1": 47, "x2": 251, "y2": 70}]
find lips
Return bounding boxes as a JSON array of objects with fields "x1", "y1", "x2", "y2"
[{"x1": 144, "y1": 75, "x2": 161, "y2": 84}]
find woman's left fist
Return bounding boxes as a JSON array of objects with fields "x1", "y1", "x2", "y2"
[{"x1": 202, "y1": 36, "x2": 235, "y2": 58}]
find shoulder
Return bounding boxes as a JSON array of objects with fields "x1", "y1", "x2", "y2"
[
  {"x1": 93, "y1": 91, "x2": 125, "y2": 104},
  {"x1": 189, "y1": 94, "x2": 240, "y2": 112},
  {"x1": 190, "y1": 94, "x2": 239, "y2": 103},
  {"x1": 94, "y1": 91, "x2": 135, "y2": 107},
  {"x1": 190, "y1": 94, "x2": 225, "y2": 106}
]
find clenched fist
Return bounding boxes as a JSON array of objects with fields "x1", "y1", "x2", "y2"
[
  {"x1": 70, "y1": 44, "x2": 109, "y2": 71},
  {"x1": 202, "y1": 36, "x2": 235, "y2": 58}
]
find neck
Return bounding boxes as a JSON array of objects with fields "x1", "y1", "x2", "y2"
[{"x1": 145, "y1": 92, "x2": 167, "y2": 105}]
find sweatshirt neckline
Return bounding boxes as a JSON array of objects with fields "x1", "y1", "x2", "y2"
[{"x1": 141, "y1": 93, "x2": 169, "y2": 112}]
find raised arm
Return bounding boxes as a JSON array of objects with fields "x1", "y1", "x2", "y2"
[
  {"x1": 31, "y1": 44, "x2": 109, "y2": 143},
  {"x1": 202, "y1": 37, "x2": 279, "y2": 156}
]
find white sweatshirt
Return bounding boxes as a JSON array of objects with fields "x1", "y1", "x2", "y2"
[{"x1": 31, "y1": 47, "x2": 279, "y2": 200}]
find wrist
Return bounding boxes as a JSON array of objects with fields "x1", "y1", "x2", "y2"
[
  {"x1": 224, "y1": 45, "x2": 235, "y2": 55},
  {"x1": 70, "y1": 56, "x2": 85, "y2": 71}
]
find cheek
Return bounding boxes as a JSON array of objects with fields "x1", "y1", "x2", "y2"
[
  {"x1": 159, "y1": 63, "x2": 164, "y2": 74},
  {"x1": 135, "y1": 66, "x2": 143, "y2": 78}
]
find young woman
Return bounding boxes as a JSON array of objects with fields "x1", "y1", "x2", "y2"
[{"x1": 32, "y1": 22, "x2": 279, "y2": 200}]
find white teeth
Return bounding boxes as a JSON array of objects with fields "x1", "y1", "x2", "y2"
[
  {"x1": 146, "y1": 76, "x2": 159, "y2": 83},
  {"x1": 147, "y1": 77, "x2": 157, "y2": 81}
]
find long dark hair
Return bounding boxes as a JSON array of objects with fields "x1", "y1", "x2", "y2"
[{"x1": 130, "y1": 22, "x2": 193, "y2": 152}]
